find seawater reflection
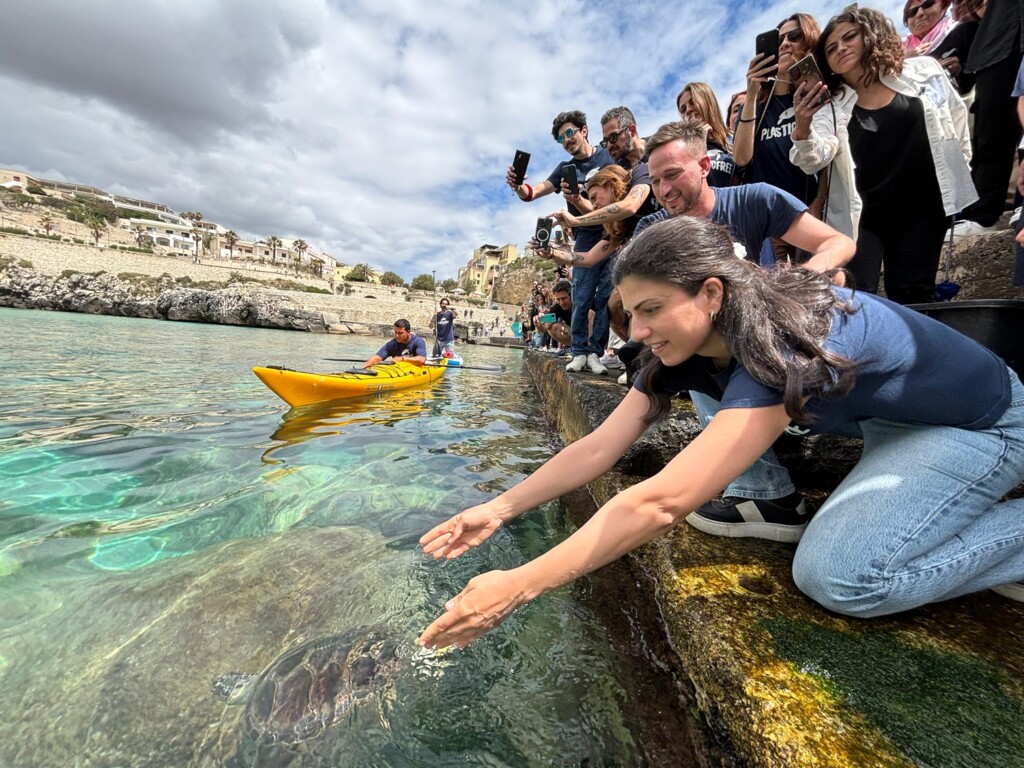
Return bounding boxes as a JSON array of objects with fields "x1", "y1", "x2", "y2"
[{"x1": 0, "y1": 308, "x2": 640, "y2": 767}]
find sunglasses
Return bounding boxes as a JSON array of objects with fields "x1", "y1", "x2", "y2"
[
  {"x1": 556, "y1": 127, "x2": 579, "y2": 144},
  {"x1": 906, "y1": 0, "x2": 937, "y2": 18},
  {"x1": 599, "y1": 129, "x2": 627, "y2": 148},
  {"x1": 780, "y1": 28, "x2": 805, "y2": 43}
]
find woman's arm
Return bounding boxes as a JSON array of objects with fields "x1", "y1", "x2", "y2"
[
  {"x1": 789, "y1": 91, "x2": 848, "y2": 174},
  {"x1": 420, "y1": 387, "x2": 653, "y2": 559},
  {"x1": 419, "y1": 402, "x2": 793, "y2": 649},
  {"x1": 545, "y1": 239, "x2": 617, "y2": 268},
  {"x1": 732, "y1": 54, "x2": 774, "y2": 167}
]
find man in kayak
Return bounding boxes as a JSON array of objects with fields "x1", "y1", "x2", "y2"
[{"x1": 362, "y1": 319, "x2": 427, "y2": 368}]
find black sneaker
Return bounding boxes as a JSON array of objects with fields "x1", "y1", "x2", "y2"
[
  {"x1": 992, "y1": 583, "x2": 1024, "y2": 603},
  {"x1": 686, "y1": 492, "x2": 808, "y2": 543}
]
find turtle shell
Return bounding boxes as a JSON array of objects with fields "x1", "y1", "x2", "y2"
[{"x1": 243, "y1": 625, "x2": 399, "y2": 746}]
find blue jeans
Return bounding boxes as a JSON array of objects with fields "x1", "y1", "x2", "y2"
[
  {"x1": 792, "y1": 369, "x2": 1024, "y2": 617},
  {"x1": 570, "y1": 257, "x2": 614, "y2": 357},
  {"x1": 689, "y1": 391, "x2": 796, "y2": 499}
]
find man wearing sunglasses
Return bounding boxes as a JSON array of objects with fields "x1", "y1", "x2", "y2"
[{"x1": 505, "y1": 110, "x2": 615, "y2": 374}]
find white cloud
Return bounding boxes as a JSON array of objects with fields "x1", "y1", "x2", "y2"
[{"x1": 1, "y1": 0, "x2": 906, "y2": 280}]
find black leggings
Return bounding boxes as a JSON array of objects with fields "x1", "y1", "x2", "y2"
[{"x1": 850, "y1": 208, "x2": 950, "y2": 305}]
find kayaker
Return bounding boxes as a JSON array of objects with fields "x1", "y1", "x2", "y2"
[
  {"x1": 362, "y1": 319, "x2": 427, "y2": 368},
  {"x1": 417, "y1": 215, "x2": 1024, "y2": 651}
]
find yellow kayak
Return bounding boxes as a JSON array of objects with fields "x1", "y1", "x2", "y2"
[{"x1": 253, "y1": 360, "x2": 448, "y2": 407}]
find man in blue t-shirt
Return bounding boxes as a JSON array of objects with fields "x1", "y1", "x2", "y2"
[
  {"x1": 429, "y1": 298, "x2": 458, "y2": 356},
  {"x1": 505, "y1": 110, "x2": 615, "y2": 375},
  {"x1": 363, "y1": 319, "x2": 427, "y2": 368},
  {"x1": 632, "y1": 118, "x2": 856, "y2": 541}
]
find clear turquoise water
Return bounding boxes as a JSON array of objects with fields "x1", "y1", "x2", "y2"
[{"x1": 0, "y1": 308, "x2": 640, "y2": 767}]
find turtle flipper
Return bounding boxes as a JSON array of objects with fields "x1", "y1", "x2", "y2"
[{"x1": 213, "y1": 672, "x2": 255, "y2": 703}]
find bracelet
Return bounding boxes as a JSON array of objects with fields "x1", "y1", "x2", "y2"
[
  {"x1": 737, "y1": 115, "x2": 756, "y2": 123},
  {"x1": 522, "y1": 183, "x2": 534, "y2": 202}
]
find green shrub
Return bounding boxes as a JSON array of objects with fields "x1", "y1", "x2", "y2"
[
  {"x1": 26, "y1": 184, "x2": 46, "y2": 195},
  {"x1": 0, "y1": 226, "x2": 31, "y2": 235}
]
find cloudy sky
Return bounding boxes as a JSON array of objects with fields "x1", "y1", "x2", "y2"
[{"x1": 2, "y1": 0, "x2": 904, "y2": 281}]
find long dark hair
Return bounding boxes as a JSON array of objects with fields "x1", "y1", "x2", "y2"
[
  {"x1": 612, "y1": 216, "x2": 858, "y2": 425},
  {"x1": 756, "y1": 13, "x2": 822, "y2": 103},
  {"x1": 818, "y1": 7, "x2": 904, "y2": 94}
]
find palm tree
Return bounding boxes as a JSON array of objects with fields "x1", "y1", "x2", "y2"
[
  {"x1": 225, "y1": 230, "x2": 239, "y2": 260},
  {"x1": 40, "y1": 213, "x2": 55, "y2": 235},
  {"x1": 132, "y1": 224, "x2": 151, "y2": 248},
  {"x1": 293, "y1": 239, "x2": 308, "y2": 274},
  {"x1": 86, "y1": 215, "x2": 105, "y2": 246},
  {"x1": 267, "y1": 235, "x2": 282, "y2": 265},
  {"x1": 182, "y1": 211, "x2": 204, "y2": 263},
  {"x1": 348, "y1": 263, "x2": 374, "y2": 282}
]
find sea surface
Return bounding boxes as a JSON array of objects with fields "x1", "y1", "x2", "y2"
[{"x1": 0, "y1": 308, "x2": 649, "y2": 767}]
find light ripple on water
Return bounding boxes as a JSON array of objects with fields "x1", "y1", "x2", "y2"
[{"x1": 0, "y1": 308, "x2": 641, "y2": 766}]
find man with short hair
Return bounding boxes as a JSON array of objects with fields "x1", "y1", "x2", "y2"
[
  {"x1": 534, "y1": 279, "x2": 573, "y2": 350},
  {"x1": 506, "y1": 110, "x2": 615, "y2": 374},
  {"x1": 429, "y1": 298, "x2": 458, "y2": 356},
  {"x1": 362, "y1": 319, "x2": 427, "y2": 368},
  {"x1": 634, "y1": 118, "x2": 855, "y2": 544}
]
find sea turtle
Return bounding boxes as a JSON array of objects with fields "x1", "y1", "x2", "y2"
[{"x1": 212, "y1": 625, "x2": 400, "y2": 747}]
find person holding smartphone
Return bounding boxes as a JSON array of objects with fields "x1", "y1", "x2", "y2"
[
  {"x1": 900, "y1": 0, "x2": 978, "y2": 96},
  {"x1": 790, "y1": 6, "x2": 976, "y2": 305},
  {"x1": 733, "y1": 13, "x2": 829, "y2": 264}
]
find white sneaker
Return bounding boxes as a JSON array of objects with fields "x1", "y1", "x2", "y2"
[
  {"x1": 586, "y1": 353, "x2": 608, "y2": 375},
  {"x1": 617, "y1": 372, "x2": 628, "y2": 385},
  {"x1": 1010, "y1": 207, "x2": 1022, "y2": 227},
  {"x1": 992, "y1": 582, "x2": 1024, "y2": 602},
  {"x1": 945, "y1": 219, "x2": 996, "y2": 241},
  {"x1": 598, "y1": 353, "x2": 623, "y2": 369},
  {"x1": 565, "y1": 354, "x2": 587, "y2": 372}
]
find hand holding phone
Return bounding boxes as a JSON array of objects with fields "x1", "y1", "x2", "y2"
[
  {"x1": 539, "y1": 313, "x2": 556, "y2": 324},
  {"x1": 789, "y1": 54, "x2": 829, "y2": 108},
  {"x1": 511, "y1": 150, "x2": 530, "y2": 186},
  {"x1": 562, "y1": 165, "x2": 579, "y2": 196},
  {"x1": 534, "y1": 217, "x2": 554, "y2": 249}
]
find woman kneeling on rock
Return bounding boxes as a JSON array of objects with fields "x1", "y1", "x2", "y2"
[{"x1": 418, "y1": 215, "x2": 1024, "y2": 650}]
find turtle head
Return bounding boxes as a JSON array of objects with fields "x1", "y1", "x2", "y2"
[{"x1": 212, "y1": 672, "x2": 256, "y2": 704}]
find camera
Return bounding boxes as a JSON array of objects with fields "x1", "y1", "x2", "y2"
[{"x1": 535, "y1": 217, "x2": 554, "y2": 248}]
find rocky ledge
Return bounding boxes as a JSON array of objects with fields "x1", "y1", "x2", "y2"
[{"x1": 0, "y1": 257, "x2": 374, "y2": 334}]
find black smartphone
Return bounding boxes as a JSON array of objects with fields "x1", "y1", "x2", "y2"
[
  {"x1": 512, "y1": 149, "x2": 530, "y2": 185},
  {"x1": 755, "y1": 29, "x2": 779, "y2": 60},
  {"x1": 788, "y1": 54, "x2": 829, "y2": 107},
  {"x1": 563, "y1": 165, "x2": 579, "y2": 195},
  {"x1": 534, "y1": 217, "x2": 554, "y2": 248}
]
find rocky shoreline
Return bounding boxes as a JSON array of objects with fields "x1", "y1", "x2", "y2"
[{"x1": 0, "y1": 256, "x2": 384, "y2": 335}]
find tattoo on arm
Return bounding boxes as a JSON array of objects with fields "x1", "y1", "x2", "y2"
[
  {"x1": 571, "y1": 253, "x2": 585, "y2": 264},
  {"x1": 607, "y1": 204, "x2": 621, "y2": 214}
]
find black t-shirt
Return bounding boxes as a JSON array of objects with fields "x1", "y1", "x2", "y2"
[
  {"x1": 548, "y1": 301, "x2": 572, "y2": 324},
  {"x1": 747, "y1": 94, "x2": 818, "y2": 205},
  {"x1": 547, "y1": 146, "x2": 616, "y2": 253},
  {"x1": 848, "y1": 93, "x2": 942, "y2": 220}
]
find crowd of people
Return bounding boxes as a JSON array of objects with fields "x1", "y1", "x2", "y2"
[
  {"x1": 416, "y1": 2, "x2": 1024, "y2": 651},
  {"x1": 514, "y1": 0, "x2": 1023, "y2": 381}
]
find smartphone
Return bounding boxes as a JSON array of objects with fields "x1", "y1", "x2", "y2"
[
  {"x1": 563, "y1": 165, "x2": 579, "y2": 196},
  {"x1": 534, "y1": 217, "x2": 554, "y2": 248},
  {"x1": 539, "y1": 313, "x2": 556, "y2": 324},
  {"x1": 755, "y1": 29, "x2": 779, "y2": 60},
  {"x1": 511, "y1": 149, "x2": 530, "y2": 185},
  {"x1": 788, "y1": 54, "x2": 829, "y2": 107}
]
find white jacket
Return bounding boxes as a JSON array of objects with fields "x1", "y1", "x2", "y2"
[{"x1": 789, "y1": 56, "x2": 977, "y2": 241}]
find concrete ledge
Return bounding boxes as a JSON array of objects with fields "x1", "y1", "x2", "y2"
[{"x1": 525, "y1": 349, "x2": 1024, "y2": 768}]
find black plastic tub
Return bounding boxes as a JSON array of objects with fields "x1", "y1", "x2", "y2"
[{"x1": 906, "y1": 300, "x2": 1024, "y2": 376}]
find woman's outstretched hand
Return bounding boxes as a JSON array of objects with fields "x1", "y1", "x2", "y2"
[
  {"x1": 418, "y1": 569, "x2": 529, "y2": 649},
  {"x1": 419, "y1": 504, "x2": 504, "y2": 560}
]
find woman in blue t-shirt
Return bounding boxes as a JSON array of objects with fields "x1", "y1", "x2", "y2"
[{"x1": 416, "y1": 216, "x2": 1024, "y2": 651}]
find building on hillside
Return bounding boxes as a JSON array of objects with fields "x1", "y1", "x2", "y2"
[
  {"x1": 334, "y1": 263, "x2": 381, "y2": 284},
  {"x1": 0, "y1": 168, "x2": 43, "y2": 191},
  {"x1": 458, "y1": 243, "x2": 518, "y2": 296}
]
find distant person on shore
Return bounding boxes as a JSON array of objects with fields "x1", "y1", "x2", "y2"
[
  {"x1": 362, "y1": 319, "x2": 427, "y2": 368},
  {"x1": 429, "y1": 298, "x2": 458, "y2": 357}
]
